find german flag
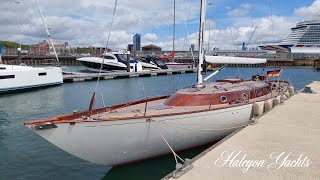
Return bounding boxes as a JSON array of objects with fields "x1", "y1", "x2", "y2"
[{"x1": 267, "y1": 69, "x2": 282, "y2": 77}]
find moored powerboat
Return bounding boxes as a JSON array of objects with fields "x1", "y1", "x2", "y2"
[
  {"x1": 77, "y1": 51, "x2": 160, "y2": 72},
  {"x1": 140, "y1": 56, "x2": 169, "y2": 69}
]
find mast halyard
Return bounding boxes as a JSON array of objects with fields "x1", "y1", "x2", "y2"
[
  {"x1": 34, "y1": 0, "x2": 60, "y2": 64},
  {"x1": 14, "y1": 1, "x2": 22, "y2": 50},
  {"x1": 197, "y1": 0, "x2": 206, "y2": 86},
  {"x1": 173, "y1": 0, "x2": 175, "y2": 62}
]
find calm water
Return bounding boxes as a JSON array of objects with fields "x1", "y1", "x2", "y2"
[{"x1": 0, "y1": 67, "x2": 319, "y2": 180}]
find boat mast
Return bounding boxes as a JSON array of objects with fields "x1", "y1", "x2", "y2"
[
  {"x1": 0, "y1": 41, "x2": 2, "y2": 64},
  {"x1": 34, "y1": 0, "x2": 60, "y2": 64},
  {"x1": 197, "y1": 0, "x2": 206, "y2": 86},
  {"x1": 172, "y1": 0, "x2": 175, "y2": 62}
]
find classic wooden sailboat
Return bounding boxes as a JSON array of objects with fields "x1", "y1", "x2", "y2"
[{"x1": 24, "y1": 0, "x2": 292, "y2": 166}]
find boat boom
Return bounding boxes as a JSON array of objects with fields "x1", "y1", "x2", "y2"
[
  {"x1": 205, "y1": 55, "x2": 267, "y2": 64},
  {"x1": 203, "y1": 65, "x2": 226, "y2": 83}
]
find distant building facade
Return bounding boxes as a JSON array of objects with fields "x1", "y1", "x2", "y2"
[
  {"x1": 133, "y1": 34, "x2": 141, "y2": 51},
  {"x1": 90, "y1": 46, "x2": 111, "y2": 55},
  {"x1": 142, "y1": 44, "x2": 161, "y2": 52},
  {"x1": 31, "y1": 40, "x2": 71, "y2": 55}
]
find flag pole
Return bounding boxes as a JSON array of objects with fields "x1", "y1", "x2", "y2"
[{"x1": 277, "y1": 69, "x2": 283, "y2": 95}]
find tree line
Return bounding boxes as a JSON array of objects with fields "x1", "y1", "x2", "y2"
[{"x1": 0, "y1": 41, "x2": 30, "y2": 49}]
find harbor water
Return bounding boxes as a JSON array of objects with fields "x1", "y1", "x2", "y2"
[{"x1": 1, "y1": 67, "x2": 319, "y2": 180}]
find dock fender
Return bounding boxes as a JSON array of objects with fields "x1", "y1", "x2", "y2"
[
  {"x1": 273, "y1": 96, "x2": 281, "y2": 106},
  {"x1": 253, "y1": 101, "x2": 264, "y2": 117},
  {"x1": 264, "y1": 99, "x2": 273, "y2": 112},
  {"x1": 284, "y1": 92, "x2": 290, "y2": 98},
  {"x1": 280, "y1": 95, "x2": 287, "y2": 103},
  {"x1": 288, "y1": 86, "x2": 295, "y2": 95}
]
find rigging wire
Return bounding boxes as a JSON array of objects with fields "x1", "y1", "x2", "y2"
[
  {"x1": 269, "y1": 0, "x2": 275, "y2": 45},
  {"x1": 20, "y1": 0, "x2": 47, "y2": 46},
  {"x1": 90, "y1": 0, "x2": 118, "y2": 110},
  {"x1": 183, "y1": 0, "x2": 193, "y2": 50},
  {"x1": 27, "y1": 0, "x2": 47, "y2": 39}
]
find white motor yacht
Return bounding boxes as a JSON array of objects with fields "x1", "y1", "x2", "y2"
[
  {"x1": 77, "y1": 51, "x2": 160, "y2": 72},
  {"x1": 0, "y1": 64, "x2": 62, "y2": 92}
]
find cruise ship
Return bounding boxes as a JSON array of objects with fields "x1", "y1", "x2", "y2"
[{"x1": 259, "y1": 15, "x2": 320, "y2": 53}]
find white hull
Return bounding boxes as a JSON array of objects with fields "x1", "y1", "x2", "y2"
[
  {"x1": 205, "y1": 55, "x2": 267, "y2": 64},
  {"x1": 0, "y1": 65, "x2": 63, "y2": 92},
  {"x1": 77, "y1": 54, "x2": 159, "y2": 72},
  {"x1": 165, "y1": 63, "x2": 194, "y2": 70},
  {"x1": 26, "y1": 104, "x2": 252, "y2": 165},
  {"x1": 138, "y1": 61, "x2": 161, "y2": 70}
]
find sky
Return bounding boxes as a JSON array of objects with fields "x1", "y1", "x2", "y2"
[{"x1": 0, "y1": 0, "x2": 319, "y2": 51}]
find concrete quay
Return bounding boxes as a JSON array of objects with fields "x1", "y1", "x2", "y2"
[
  {"x1": 62, "y1": 68, "x2": 197, "y2": 82},
  {"x1": 164, "y1": 81, "x2": 320, "y2": 180}
]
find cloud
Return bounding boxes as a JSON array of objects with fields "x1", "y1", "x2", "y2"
[
  {"x1": 143, "y1": 33, "x2": 158, "y2": 42},
  {"x1": 145, "y1": 14, "x2": 296, "y2": 51},
  {"x1": 0, "y1": 0, "x2": 317, "y2": 51},
  {"x1": 227, "y1": 4, "x2": 253, "y2": 17},
  {"x1": 294, "y1": 0, "x2": 320, "y2": 16},
  {"x1": 189, "y1": 15, "x2": 296, "y2": 51},
  {"x1": 0, "y1": 0, "x2": 199, "y2": 50}
]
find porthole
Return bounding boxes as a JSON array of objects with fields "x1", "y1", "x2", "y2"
[
  {"x1": 220, "y1": 96, "x2": 227, "y2": 103},
  {"x1": 242, "y1": 93, "x2": 248, "y2": 100}
]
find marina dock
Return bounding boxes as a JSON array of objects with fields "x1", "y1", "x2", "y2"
[
  {"x1": 63, "y1": 69, "x2": 197, "y2": 82},
  {"x1": 164, "y1": 81, "x2": 320, "y2": 179}
]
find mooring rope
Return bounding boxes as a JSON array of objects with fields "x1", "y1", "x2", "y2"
[
  {"x1": 151, "y1": 120, "x2": 185, "y2": 165},
  {"x1": 89, "y1": 0, "x2": 118, "y2": 111}
]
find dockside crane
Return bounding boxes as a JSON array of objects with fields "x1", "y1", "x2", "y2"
[{"x1": 242, "y1": 26, "x2": 258, "y2": 50}]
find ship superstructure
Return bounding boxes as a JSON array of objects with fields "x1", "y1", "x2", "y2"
[{"x1": 260, "y1": 15, "x2": 320, "y2": 52}]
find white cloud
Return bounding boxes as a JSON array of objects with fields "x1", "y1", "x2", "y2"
[
  {"x1": 153, "y1": 14, "x2": 296, "y2": 51},
  {"x1": 189, "y1": 15, "x2": 296, "y2": 51},
  {"x1": 143, "y1": 33, "x2": 158, "y2": 42},
  {"x1": 0, "y1": 0, "x2": 199, "y2": 50},
  {"x1": 294, "y1": 0, "x2": 320, "y2": 16},
  {"x1": 227, "y1": 4, "x2": 253, "y2": 17},
  {"x1": 0, "y1": 0, "x2": 317, "y2": 51}
]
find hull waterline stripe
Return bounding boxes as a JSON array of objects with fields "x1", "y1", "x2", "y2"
[{"x1": 0, "y1": 81, "x2": 63, "y2": 92}]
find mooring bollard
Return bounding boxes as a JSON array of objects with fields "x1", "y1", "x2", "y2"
[{"x1": 126, "y1": 53, "x2": 130, "y2": 72}]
